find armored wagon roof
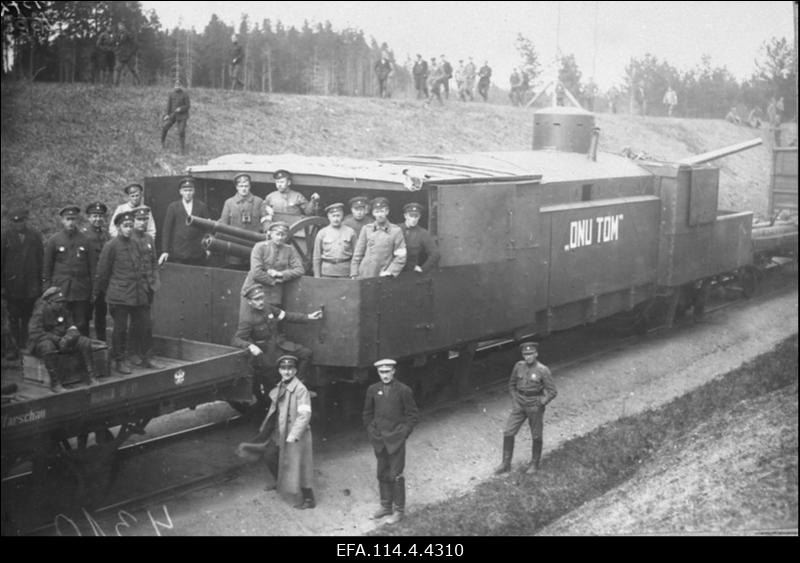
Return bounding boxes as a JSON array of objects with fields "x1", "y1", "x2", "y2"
[{"x1": 186, "y1": 150, "x2": 651, "y2": 190}]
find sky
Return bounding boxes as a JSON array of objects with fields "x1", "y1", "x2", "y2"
[{"x1": 139, "y1": 1, "x2": 796, "y2": 90}]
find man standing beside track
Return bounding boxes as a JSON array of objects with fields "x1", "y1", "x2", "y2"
[
  {"x1": 494, "y1": 342, "x2": 557, "y2": 475},
  {"x1": 363, "y1": 358, "x2": 419, "y2": 524}
]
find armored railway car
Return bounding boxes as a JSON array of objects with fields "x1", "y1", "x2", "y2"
[{"x1": 145, "y1": 107, "x2": 797, "y2": 414}]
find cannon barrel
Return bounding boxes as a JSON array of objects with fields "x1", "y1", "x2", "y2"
[
  {"x1": 214, "y1": 231, "x2": 258, "y2": 249},
  {"x1": 202, "y1": 234, "x2": 254, "y2": 260},
  {"x1": 679, "y1": 138, "x2": 762, "y2": 166},
  {"x1": 187, "y1": 215, "x2": 265, "y2": 244}
]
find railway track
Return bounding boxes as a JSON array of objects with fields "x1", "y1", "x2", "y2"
[{"x1": 5, "y1": 262, "x2": 797, "y2": 536}]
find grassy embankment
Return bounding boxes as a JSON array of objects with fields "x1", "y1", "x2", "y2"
[
  {"x1": 1, "y1": 81, "x2": 780, "y2": 238},
  {"x1": 372, "y1": 334, "x2": 798, "y2": 536}
]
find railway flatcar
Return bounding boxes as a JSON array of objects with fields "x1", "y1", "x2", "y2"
[{"x1": 143, "y1": 106, "x2": 797, "y2": 418}]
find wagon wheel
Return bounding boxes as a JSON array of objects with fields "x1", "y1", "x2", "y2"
[{"x1": 288, "y1": 216, "x2": 328, "y2": 274}]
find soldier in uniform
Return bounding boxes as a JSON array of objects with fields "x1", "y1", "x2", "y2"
[
  {"x1": 113, "y1": 21, "x2": 140, "y2": 86},
  {"x1": 1, "y1": 208, "x2": 43, "y2": 357},
  {"x1": 159, "y1": 176, "x2": 210, "y2": 266},
  {"x1": 109, "y1": 183, "x2": 156, "y2": 239},
  {"x1": 237, "y1": 354, "x2": 317, "y2": 509},
  {"x1": 399, "y1": 203, "x2": 439, "y2": 274},
  {"x1": 350, "y1": 197, "x2": 407, "y2": 279},
  {"x1": 313, "y1": 203, "x2": 357, "y2": 278},
  {"x1": 230, "y1": 39, "x2": 244, "y2": 91},
  {"x1": 131, "y1": 206, "x2": 159, "y2": 368},
  {"x1": 462, "y1": 57, "x2": 476, "y2": 101},
  {"x1": 82, "y1": 202, "x2": 110, "y2": 342},
  {"x1": 43, "y1": 206, "x2": 94, "y2": 337},
  {"x1": 363, "y1": 358, "x2": 420, "y2": 524},
  {"x1": 241, "y1": 221, "x2": 305, "y2": 310},
  {"x1": 342, "y1": 196, "x2": 373, "y2": 238},
  {"x1": 232, "y1": 284, "x2": 322, "y2": 410},
  {"x1": 28, "y1": 287, "x2": 99, "y2": 392},
  {"x1": 494, "y1": 342, "x2": 557, "y2": 475},
  {"x1": 94, "y1": 211, "x2": 149, "y2": 375},
  {"x1": 161, "y1": 81, "x2": 191, "y2": 154},
  {"x1": 477, "y1": 61, "x2": 492, "y2": 101},
  {"x1": 220, "y1": 173, "x2": 265, "y2": 269},
  {"x1": 261, "y1": 169, "x2": 319, "y2": 229}
]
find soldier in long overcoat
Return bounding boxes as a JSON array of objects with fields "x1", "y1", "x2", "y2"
[
  {"x1": 94, "y1": 211, "x2": 150, "y2": 375},
  {"x1": 131, "y1": 206, "x2": 160, "y2": 368},
  {"x1": 43, "y1": 206, "x2": 94, "y2": 337},
  {"x1": 494, "y1": 342, "x2": 557, "y2": 475},
  {"x1": 1, "y1": 208, "x2": 43, "y2": 355},
  {"x1": 237, "y1": 355, "x2": 317, "y2": 509},
  {"x1": 350, "y1": 197, "x2": 406, "y2": 279},
  {"x1": 82, "y1": 202, "x2": 110, "y2": 342},
  {"x1": 362, "y1": 358, "x2": 419, "y2": 524}
]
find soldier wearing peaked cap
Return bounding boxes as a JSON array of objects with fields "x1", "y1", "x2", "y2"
[
  {"x1": 161, "y1": 80, "x2": 191, "y2": 154},
  {"x1": 351, "y1": 197, "x2": 407, "y2": 279},
  {"x1": 313, "y1": 202, "x2": 357, "y2": 278},
  {"x1": 494, "y1": 342, "x2": 557, "y2": 475},
  {"x1": 363, "y1": 357, "x2": 419, "y2": 524},
  {"x1": 232, "y1": 283, "x2": 323, "y2": 416},
  {"x1": 220, "y1": 172, "x2": 265, "y2": 268},
  {"x1": 400, "y1": 202, "x2": 439, "y2": 274},
  {"x1": 237, "y1": 350, "x2": 317, "y2": 509},
  {"x1": 28, "y1": 286, "x2": 99, "y2": 392},
  {"x1": 110, "y1": 182, "x2": 156, "y2": 239},
  {"x1": 159, "y1": 176, "x2": 210, "y2": 267},
  {"x1": 81, "y1": 202, "x2": 110, "y2": 342},
  {"x1": 343, "y1": 195, "x2": 374, "y2": 238},
  {"x1": 262, "y1": 168, "x2": 320, "y2": 229},
  {"x1": 131, "y1": 205, "x2": 160, "y2": 369},
  {"x1": 43, "y1": 205, "x2": 94, "y2": 337},
  {"x1": 2, "y1": 207, "x2": 43, "y2": 358}
]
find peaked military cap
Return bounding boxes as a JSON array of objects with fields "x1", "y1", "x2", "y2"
[
  {"x1": 42, "y1": 286, "x2": 65, "y2": 301},
  {"x1": 123, "y1": 183, "x2": 143, "y2": 195},
  {"x1": 9, "y1": 208, "x2": 29, "y2": 222},
  {"x1": 179, "y1": 177, "x2": 196, "y2": 189},
  {"x1": 371, "y1": 197, "x2": 390, "y2": 209},
  {"x1": 85, "y1": 202, "x2": 108, "y2": 216},
  {"x1": 132, "y1": 206, "x2": 151, "y2": 218},
  {"x1": 519, "y1": 341, "x2": 539, "y2": 354},
  {"x1": 268, "y1": 221, "x2": 290, "y2": 233},
  {"x1": 59, "y1": 205, "x2": 81, "y2": 218},
  {"x1": 245, "y1": 284, "x2": 266, "y2": 299},
  {"x1": 325, "y1": 202, "x2": 345, "y2": 214},
  {"x1": 114, "y1": 211, "x2": 135, "y2": 226},
  {"x1": 272, "y1": 169, "x2": 292, "y2": 180},
  {"x1": 233, "y1": 172, "x2": 251, "y2": 184},
  {"x1": 348, "y1": 196, "x2": 370, "y2": 209},
  {"x1": 403, "y1": 202, "x2": 424, "y2": 214},
  {"x1": 277, "y1": 354, "x2": 298, "y2": 367},
  {"x1": 374, "y1": 358, "x2": 397, "y2": 369}
]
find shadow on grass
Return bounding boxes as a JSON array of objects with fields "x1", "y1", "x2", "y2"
[{"x1": 371, "y1": 334, "x2": 798, "y2": 536}]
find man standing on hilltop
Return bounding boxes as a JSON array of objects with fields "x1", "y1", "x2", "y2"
[
  {"x1": 161, "y1": 80, "x2": 191, "y2": 154},
  {"x1": 231, "y1": 39, "x2": 245, "y2": 91}
]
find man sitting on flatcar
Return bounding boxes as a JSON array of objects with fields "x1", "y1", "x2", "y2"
[
  {"x1": 232, "y1": 284, "x2": 323, "y2": 410},
  {"x1": 28, "y1": 287, "x2": 99, "y2": 392},
  {"x1": 350, "y1": 197, "x2": 407, "y2": 279}
]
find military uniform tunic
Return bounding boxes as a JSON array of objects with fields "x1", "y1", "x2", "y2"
[
  {"x1": 312, "y1": 224, "x2": 357, "y2": 278},
  {"x1": 82, "y1": 225, "x2": 111, "y2": 340},
  {"x1": 350, "y1": 222, "x2": 407, "y2": 278},
  {"x1": 43, "y1": 229, "x2": 94, "y2": 302},
  {"x1": 263, "y1": 189, "x2": 318, "y2": 226},
  {"x1": 399, "y1": 224, "x2": 440, "y2": 273},
  {"x1": 220, "y1": 192, "x2": 265, "y2": 266},
  {"x1": 342, "y1": 215, "x2": 374, "y2": 238},
  {"x1": 241, "y1": 240, "x2": 305, "y2": 306},
  {"x1": 503, "y1": 360, "x2": 557, "y2": 439}
]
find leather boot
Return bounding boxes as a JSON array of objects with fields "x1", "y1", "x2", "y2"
[
  {"x1": 44, "y1": 354, "x2": 65, "y2": 393},
  {"x1": 386, "y1": 477, "x2": 405, "y2": 524},
  {"x1": 81, "y1": 346, "x2": 99, "y2": 385},
  {"x1": 114, "y1": 359, "x2": 132, "y2": 375},
  {"x1": 525, "y1": 439, "x2": 543, "y2": 475},
  {"x1": 372, "y1": 480, "x2": 393, "y2": 519},
  {"x1": 494, "y1": 435, "x2": 515, "y2": 474},
  {"x1": 294, "y1": 488, "x2": 316, "y2": 509}
]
